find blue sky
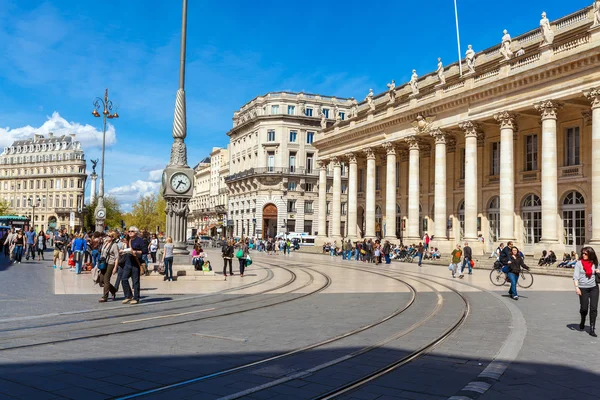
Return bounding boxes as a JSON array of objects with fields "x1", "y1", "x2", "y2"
[{"x1": 0, "y1": 0, "x2": 591, "y2": 210}]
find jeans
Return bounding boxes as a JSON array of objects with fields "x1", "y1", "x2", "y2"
[
  {"x1": 507, "y1": 272, "x2": 519, "y2": 297},
  {"x1": 579, "y1": 285, "x2": 599, "y2": 326},
  {"x1": 342, "y1": 250, "x2": 346, "y2": 260},
  {"x1": 74, "y1": 251, "x2": 84, "y2": 274},
  {"x1": 239, "y1": 258, "x2": 246, "y2": 275},
  {"x1": 27, "y1": 244, "x2": 36, "y2": 260},
  {"x1": 102, "y1": 263, "x2": 117, "y2": 300},
  {"x1": 121, "y1": 263, "x2": 140, "y2": 301},
  {"x1": 385, "y1": 254, "x2": 391, "y2": 264},
  {"x1": 14, "y1": 245, "x2": 23, "y2": 262},
  {"x1": 91, "y1": 249, "x2": 100, "y2": 268},
  {"x1": 461, "y1": 258, "x2": 472, "y2": 274},
  {"x1": 417, "y1": 252, "x2": 423, "y2": 266},
  {"x1": 164, "y1": 256, "x2": 173, "y2": 280},
  {"x1": 114, "y1": 266, "x2": 123, "y2": 292},
  {"x1": 330, "y1": 248, "x2": 335, "y2": 256}
]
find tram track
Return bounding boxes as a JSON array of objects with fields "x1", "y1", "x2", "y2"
[{"x1": 0, "y1": 262, "x2": 328, "y2": 351}]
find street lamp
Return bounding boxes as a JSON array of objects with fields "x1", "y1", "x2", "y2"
[
  {"x1": 92, "y1": 89, "x2": 119, "y2": 232},
  {"x1": 27, "y1": 196, "x2": 41, "y2": 232}
]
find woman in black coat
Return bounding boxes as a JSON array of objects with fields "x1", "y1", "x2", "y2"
[{"x1": 506, "y1": 246, "x2": 529, "y2": 300}]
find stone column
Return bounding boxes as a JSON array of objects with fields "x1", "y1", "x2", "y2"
[
  {"x1": 90, "y1": 173, "x2": 98, "y2": 204},
  {"x1": 364, "y1": 148, "x2": 376, "y2": 238},
  {"x1": 534, "y1": 100, "x2": 562, "y2": 243},
  {"x1": 383, "y1": 142, "x2": 397, "y2": 240},
  {"x1": 406, "y1": 137, "x2": 420, "y2": 242},
  {"x1": 585, "y1": 88, "x2": 600, "y2": 244},
  {"x1": 459, "y1": 121, "x2": 480, "y2": 241},
  {"x1": 347, "y1": 153, "x2": 358, "y2": 240},
  {"x1": 494, "y1": 111, "x2": 517, "y2": 242},
  {"x1": 430, "y1": 129, "x2": 447, "y2": 241},
  {"x1": 331, "y1": 157, "x2": 342, "y2": 238},
  {"x1": 317, "y1": 160, "x2": 328, "y2": 238}
]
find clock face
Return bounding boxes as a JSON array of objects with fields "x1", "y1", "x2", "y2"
[
  {"x1": 96, "y1": 209, "x2": 106, "y2": 219},
  {"x1": 170, "y1": 172, "x2": 191, "y2": 194}
]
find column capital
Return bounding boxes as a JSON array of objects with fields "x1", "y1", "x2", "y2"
[
  {"x1": 534, "y1": 100, "x2": 563, "y2": 119},
  {"x1": 346, "y1": 152, "x2": 358, "y2": 164},
  {"x1": 405, "y1": 135, "x2": 420, "y2": 150},
  {"x1": 363, "y1": 147, "x2": 376, "y2": 160},
  {"x1": 494, "y1": 111, "x2": 518, "y2": 130},
  {"x1": 382, "y1": 141, "x2": 397, "y2": 155},
  {"x1": 330, "y1": 157, "x2": 341, "y2": 167},
  {"x1": 317, "y1": 159, "x2": 329, "y2": 169},
  {"x1": 458, "y1": 120, "x2": 481, "y2": 138},
  {"x1": 582, "y1": 110, "x2": 593, "y2": 126},
  {"x1": 584, "y1": 87, "x2": 600, "y2": 109},
  {"x1": 429, "y1": 128, "x2": 447, "y2": 144}
]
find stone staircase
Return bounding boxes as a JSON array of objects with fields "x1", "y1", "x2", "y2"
[{"x1": 144, "y1": 263, "x2": 217, "y2": 281}]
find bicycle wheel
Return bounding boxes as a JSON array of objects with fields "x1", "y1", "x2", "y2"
[
  {"x1": 489, "y1": 268, "x2": 507, "y2": 286},
  {"x1": 518, "y1": 270, "x2": 534, "y2": 288}
]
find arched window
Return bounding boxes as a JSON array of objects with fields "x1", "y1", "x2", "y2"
[
  {"x1": 488, "y1": 196, "x2": 500, "y2": 243},
  {"x1": 562, "y1": 191, "x2": 585, "y2": 249},
  {"x1": 458, "y1": 200, "x2": 465, "y2": 240},
  {"x1": 522, "y1": 194, "x2": 541, "y2": 244}
]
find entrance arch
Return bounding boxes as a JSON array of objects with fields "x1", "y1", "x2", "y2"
[
  {"x1": 522, "y1": 193, "x2": 541, "y2": 253},
  {"x1": 562, "y1": 191, "x2": 585, "y2": 253},
  {"x1": 262, "y1": 203, "x2": 278, "y2": 239}
]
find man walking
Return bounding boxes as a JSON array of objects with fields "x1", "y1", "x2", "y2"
[
  {"x1": 346, "y1": 239, "x2": 352, "y2": 261},
  {"x1": 460, "y1": 242, "x2": 473, "y2": 278},
  {"x1": 383, "y1": 240, "x2": 392, "y2": 264},
  {"x1": 416, "y1": 242, "x2": 425, "y2": 267},
  {"x1": 25, "y1": 227, "x2": 36, "y2": 261}
]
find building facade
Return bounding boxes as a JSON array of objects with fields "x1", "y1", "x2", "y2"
[
  {"x1": 188, "y1": 147, "x2": 229, "y2": 237},
  {"x1": 0, "y1": 133, "x2": 87, "y2": 232},
  {"x1": 314, "y1": 5, "x2": 600, "y2": 256},
  {"x1": 225, "y1": 91, "x2": 354, "y2": 239}
]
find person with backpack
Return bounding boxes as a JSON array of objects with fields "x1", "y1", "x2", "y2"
[
  {"x1": 99, "y1": 231, "x2": 120, "y2": 302},
  {"x1": 222, "y1": 239, "x2": 234, "y2": 279},
  {"x1": 450, "y1": 244, "x2": 462, "y2": 278},
  {"x1": 235, "y1": 239, "x2": 249, "y2": 277}
]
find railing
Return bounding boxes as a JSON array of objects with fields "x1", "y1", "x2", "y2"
[
  {"x1": 305, "y1": 209, "x2": 314, "y2": 214},
  {"x1": 287, "y1": 208, "x2": 297, "y2": 213},
  {"x1": 560, "y1": 165, "x2": 583, "y2": 178},
  {"x1": 444, "y1": 81, "x2": 464, "y2": 93},
  {"x1": 555, "y1": 8, "x2": 590, "y2": 31},
  {"x1": 510, "y1": 53, "x2": 541, "y2": 71},
  {"x1": 554, "y1": 34, "x2": 590, "y2": 55},
  {"x1": 521, "y1": 171, "x2": 539, "y2": 181},
  {"x1": 225, "y1": 167, "x2": 320, "y2": 182},
  {"x1": 475, "y1": 69, "x2": 500, "y2": 83}
]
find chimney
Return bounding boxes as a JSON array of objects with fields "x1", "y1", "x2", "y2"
[
  {"x1": 48, "y1": 132, "x2": 54, "y2": 138},
  {"x1": 34, "y1": 134, "x2": 43, "y2": 141}
]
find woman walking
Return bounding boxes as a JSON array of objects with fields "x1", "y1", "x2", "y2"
[
  {"x1": 574, "y1": 246, "x2": 599, "y2": 336},
  {"x1": 236, "y1": 239, "x2": 249, "y2": 277},
  {"x1": 162, "y1": 237, "x2": 174, "y2": 282},
  {"x1": 506, "y1": 246, "x2": 529, "y2": 300},
  {"x1": 149, "y1": 233, "x2": 159, "y2": 264},
  {"x1": 13, "y1": 230, "x2": 24, "y2": 264},
  {"x1": 36, "y1": 230, "x2": 46, "y2": 261},
  {"x1": 71, "y1": 233, "x2": 87, "y2": 274},
  {"x1": 222, "y1": 239, "x2": 234, "y2": 280},
  {"x1": 99, "y1": 231, "x2": 120, "y2": 302}
]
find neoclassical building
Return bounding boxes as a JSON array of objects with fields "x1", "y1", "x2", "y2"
[
  {"x1": 0, "y1": 133, "x2": 87, "y2": 232},
  {"x1": 314, "y1": 5, "x2": 600, "y2": 255},
  {"x1": 225, "y1": 91, "x2": 354, "y2": 239},
  {"x1": 188, "y1": 147, "x2": 229, "y2": 237}
]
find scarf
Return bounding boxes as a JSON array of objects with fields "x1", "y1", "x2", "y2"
[{"x1": 582, "y1": 259, "x2": 594, "y2": 279}]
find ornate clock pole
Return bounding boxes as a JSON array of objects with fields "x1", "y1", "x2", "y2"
[{"x1": 162, "y1": 0, "x2": 194, "y2": 256}]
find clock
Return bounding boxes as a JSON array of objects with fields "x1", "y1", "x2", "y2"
[
  {"x1": 170, "y1": 172, "x2": 191, "y2": 194},
  {"x1": 96, "y1": 209, "x2": 106, "y2": 219}
]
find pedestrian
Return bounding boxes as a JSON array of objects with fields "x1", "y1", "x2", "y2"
[
  {"x1": 99, "y1": 231, "x2": 119, "y2": 302},
  {"x1": 25, "y1": 227, "x2": 36, "y2": 261},
  {"x1": 374, "y1": 242, "x2": 381, "y2": 265},
  {"x1": 4, "y1": 228, "x2": 16, "y2": 261},
  {"x1": 461, "y1": 242, "x2": 473, "y2": 276},
  {"x1": 13, "y1": 230, "x2": 24, "y2": 264},
  {"x1": 450, "y1": 244, "x2": 462, "y2": 278},
  {"x1": 342, "y1": 240, "x2": 347, "y2": 260},
  {"x1": 236, "y1": 239, "x2": 249, "y2": 277},
  {"x1": 121, "y1": 226, "x2": 144, "y2": 304},
  {"x1": 36, "y1": 230, "x2": 45, "y2": 261},
  {"x1": 53, "y1": 229, "x2": 67, "y2": 270},
  {"x1": 222, "y1": 239, "x2": 234, "y2": 279},
  {"x1": 416, "y1": 242, "x2": 424, "y2": 267},
  {"x1": 162, "y1": 237, "x2": 174, "y2": 282},
  {"x1": 423, "y1": 233, "x2": 430, "y2": 251},
  {"x1": 149, "y1": 233, "x2": 159, "y2": 263},
  {"x1": 90, "y1": 232, "x2": 102, "y2": 268},
  {"x1": 383, "y1": 240, "x2": 391, "y2": 264},
  {"x1": 71, "y1": 233, "x2": 87, "y2": 274},
  {"x1": 506, "y1": 246, "x2": 529, "y2": 300},
  {"x1": 574, "y1": 246, "x2": 599, "y2": 336}
]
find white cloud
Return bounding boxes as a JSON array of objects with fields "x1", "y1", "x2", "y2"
[
  {"x1": 0, "y1": 111, "x2": 116, "y2": 151},
  {"x1": 148, "y1": 169, "x2": 163, "y2": 182},
  {"x1": 107, "y1": 180, "x2": 161, "y2": 205}
]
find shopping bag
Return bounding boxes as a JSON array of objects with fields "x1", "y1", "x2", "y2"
[
  {"x1": 246, "y1": 255, "x2": 252, "y2": 267},
  {"x1": 235, "y1": 249, "x2": 243, "y2": 258},
  {"x1": 448, "y1": 263, "x2": 454, "y2": 271}
]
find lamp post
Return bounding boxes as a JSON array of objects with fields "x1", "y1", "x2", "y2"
[
  {"x1": 27, "y1": 196, "x2": 41, "y2": 232},
  {"x1": 91, "y1": 89, "x2": 119, "y2": 232}
]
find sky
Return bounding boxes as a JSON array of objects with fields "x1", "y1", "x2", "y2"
[{"x1": 0, "y1": 0, "x2": 591, "y2": 211}]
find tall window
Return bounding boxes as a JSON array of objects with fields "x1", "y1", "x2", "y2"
[
  {"x1": 522, "y1": 194, "x2": 542, "y2": 244},
  {"x1": 287, "y1": 199, "x2": 296, "y2": 212},
  {"x1": 341, "y1": 202, "x2": 347, "y2": 215},
  {"x1": 339, "y1": 112, "x2": 345, "y2": 121},
  {"x1": 306, "y1": 132, "x2": 315, "y2": 144},
  {"x1": 358, "y1": 168, "x2": 364, "y2": 191},
  {"x1": 267, "y1": 130, "x2": 275, "y2": 142},
  {"x1": 396, "y1": 162, "x2": 400, "y2": 187},
  {"x1": 375, "y1": 166, "x2": 381, "y2": 190},
  {"x1": 267, "y1": 152, "x2": 275, "y2": 172},
  {"x1": 289, "y1": 131, "x2": 297, "y2": 142},
  {"x1": 305, "y1": 108, "x2": 313, "y2": 117},
  {"x1": 525, "y1": 135, "x2": 538, "y2": 171},
  {"x1": 491, "y1": 142, "x2": 500, "y2": 175},
  {"x1": 271, "y1": 105, "x2": 279, "y2": 114},
  {"x1": 288, "y1": 181, "x2": 297, "y2": 191},
  {"x1": 460, "y1": 148, "x2": 466, "y2": 180},
  {"x1": 289, "y1": 152, "x2": 296, "y2": 172},
  {"x1": 565, "y1": 127, "x2": 580, "y2": 166},
  {"x1": 306, "y1": 154, "x2": 314, "y2": 173},
  {"x1": 287, "y1": 105, "x2": 295, "y2": 115},
  {"x1": 305, "y1": 200, "x2": 314, "y2": 213},
  {"x1": 322, "y1": 108, "x2": 329, "y2": 118},
  {"x1": 306, "y1": 183, "x2": 314, "y2": 192}
]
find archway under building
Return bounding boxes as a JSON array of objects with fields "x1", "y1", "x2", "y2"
[
  {"x1": 47, "y1": 216, "x2": 58, "y2": 232},
  {"x1": 262, "y1": 203, "x2": 278, "y2": 239}
]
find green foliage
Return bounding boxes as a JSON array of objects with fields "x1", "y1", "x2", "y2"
[
  {"x1": 85, "y1": 196, "x2": 123, "y2": 231},
  {"x1": 0, "y1": 199, "x2": 11, "y2": 216},
  {"x1": 125, "y1": 193, "x2": 166, "y2": 233}
]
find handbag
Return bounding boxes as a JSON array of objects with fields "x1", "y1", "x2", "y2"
[
  {"x1": 235, "y1": 249, "x2": 243, "y2": 258},
  {"x1": 158, "y1": 262, "x2": 166, "y2": 274},
  {"x1": 595, "y1": 271, "x2": 600, "y2": 285}
]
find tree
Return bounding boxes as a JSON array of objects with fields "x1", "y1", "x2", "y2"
[
  {"x1": 84, "y1": 196, "x2": 123, "y2": 231},
  {"x1": 0, "y1": 199, "x2": 11, "y2": 216},
  {"x1": 126, "y1": 193, "x2": 166, "y2": 233}
]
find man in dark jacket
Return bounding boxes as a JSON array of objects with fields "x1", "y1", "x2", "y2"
[
  {"x1": 460, "y1": 242, "x2": 473, "y2": 277},
  {"x1": 383, "y1": 240, "x2": 391, "y2": 264},
  {"x1": 499, "y1": 241, "x2": 514, "y2": 273}
]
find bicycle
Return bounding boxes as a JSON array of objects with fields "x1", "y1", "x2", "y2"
[{"x1": 489, "y1": 265, "x2": 534, "y2": 288}]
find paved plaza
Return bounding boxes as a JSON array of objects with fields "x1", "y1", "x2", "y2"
[{"x1": 0, "y1": 248, "x2": 598, "y2": 400}]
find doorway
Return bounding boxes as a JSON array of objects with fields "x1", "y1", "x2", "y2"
[
  {"x1": 562, "y1": 191, "x2": 585, "y2": 254},
  {"x1": 262, "y1": 203, "x2": 278, "y2": 239}
]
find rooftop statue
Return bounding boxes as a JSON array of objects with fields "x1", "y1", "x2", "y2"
[
  {"x1": 436, "y1": 58, "x2": 446, "y2": 85},
  {"x1": 540, "y1": 12, "x2": 554, "y2": 45},
  {"x1": 365, "y1": 89, "x2": 375, "y2": 111},
  {"x1": 409, "y1": 70, "x2": 419, "y2": 95},
  {"x1": 500, "y1": 29, "x2": 514, "y2": 60},
  {"x1": 465, "y1": 45, "x2": 476, "y2": 74},
  {"x1": 387, "y1": 80, "x2": 396, "y2": 103}
]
